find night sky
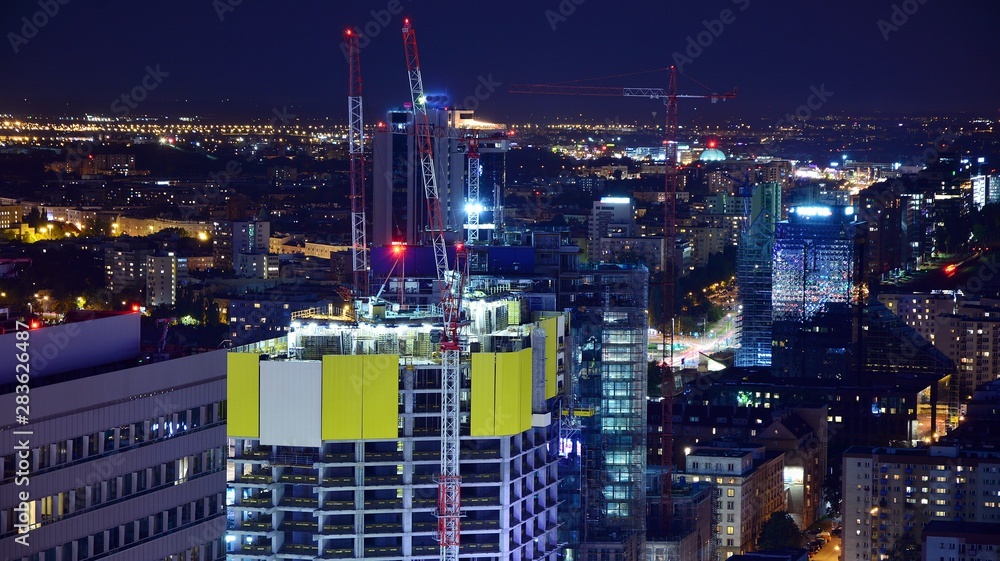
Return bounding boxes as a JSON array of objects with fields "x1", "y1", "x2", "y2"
[{"x1": 1, "y1": 0, "x2": 997, "y2": 123}]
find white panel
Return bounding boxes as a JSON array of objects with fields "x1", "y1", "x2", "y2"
[{"x1": 259, "y1": 361, "x2": 322, "y2": 447}]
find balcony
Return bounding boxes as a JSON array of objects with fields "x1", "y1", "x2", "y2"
[
  {"x1": 320, "y1": 476, "x2": 355, "y2": 488},
  {"x1": 279, "y1": 543, "x2": 316, "y2": 557},
  {"x1": 278, "y1": 473, "x2": 318, "y2": 485},
  {"x1": 321, "y1": 500, "x2": 356, "y2": 511},
  {"x1": 280, "y1": 519, "x2": 316, "y2": 532},
  {"x1": 279, "y1": 495, "x2": 318, "y2": 510}
]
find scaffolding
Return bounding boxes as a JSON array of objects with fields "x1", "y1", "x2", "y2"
[
  {"x1": 735, "y1": 182, "x2": 780, "y2": 368},
  {"x1": 569, "y1": 264, "x2": 650, "y2": 559}
]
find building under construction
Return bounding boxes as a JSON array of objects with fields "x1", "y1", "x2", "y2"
[
  {"x1": 225, "y1": 293, "x2": 566, "y2": 560},
  {"x1": 735, "y1": 182, "x2": 781, "y2": 368},
  {"x1": 559, "y1": 264, "x2": 650, "y2": 561}
]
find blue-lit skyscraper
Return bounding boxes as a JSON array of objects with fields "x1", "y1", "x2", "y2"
[
  {"x1": 736, "y1": 182, "x2": 781, "y2": 367},
  {"x1": 771, "y1": 205, "x2": 864, "y2": 378}
]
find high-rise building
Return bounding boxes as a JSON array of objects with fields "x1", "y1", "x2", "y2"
[
  {"x1": 225, "y1": 298, "x2": 566, "y2": 560},
  {"x1": 564, "y1": 264, "x2": 649, "y2": 561},
  {"x1": 588, "y1": 197, "x2": 637, "y2": 263},
  {"x1": 104, "y1": 245, "x2": 152, "y2": 294},
  {"x1": 370, "y1": 108, "x2": 508, "y2": 249},
  {"x1": 736, "y1": 182, "x2": 781, "y2": 368},
  {"x1": 842, "y1": 445, "x2": 1000, "y2": 561},
  {"x1": 771, "y1": 204, "x2": 864, "y2": 378},
  {"x1": 0, "y1": 313, "x2": 227, "y2": 560},
  {"x1": 146, "y1": 252, "x2": 177, "y2": 307},
  {"x1": 856, "y1": 182, "x2": 908, "y2": 284},
  {"x1": 211, "y1": 220, "x2": 275, "y2": 278}
]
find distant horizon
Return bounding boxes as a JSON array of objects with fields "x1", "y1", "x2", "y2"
[
  {"x1": 0, "y1": 100, "x2": 994, "y2": 126},
  {"x1": 2, "y1": 1, "x2": 998, "y2": 125}
]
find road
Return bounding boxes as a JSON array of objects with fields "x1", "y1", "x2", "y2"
[
  {"x1": 811, "y1": 535, "x2": 841, "y2": 561},
  {"x1": 651, "y1": 318, "x2": 737, "y2": 368}
]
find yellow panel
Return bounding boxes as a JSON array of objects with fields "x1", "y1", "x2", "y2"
[
  {"x1": 519, "y1": 348, "x2": 533, "y2": 432},
  {"x1": 494, "y1": 351, "x2": 523, "y2": 435},
  {"x1": 322, "y1": 355, "x2": 363, "y2": 441},
  {"x1": 362, "y1": 354, "x2": 400, "y2": 439},
  {"x1": 471, "y1": 353, "x2": 497, "y2": 437},
  {"x1": 227, "y1": 353, "x2": 260, "y2": 438},
  {"x1": 542, "y1": 317, "x2": 559, "y2": 399}
]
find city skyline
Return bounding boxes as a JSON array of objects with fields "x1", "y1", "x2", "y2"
[{"x1": 1, "y1": 1, "x2": 998, "y2": 122}]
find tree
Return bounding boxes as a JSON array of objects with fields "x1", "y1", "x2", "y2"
[{"x1": 756, "y1": 511, "x2": 803, "y2": 551}]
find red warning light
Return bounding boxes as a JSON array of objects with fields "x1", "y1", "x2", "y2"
[
  {"x1": 391, "y1": 243, "x2": 405, "y2": 255},
  {"x1": 707, "y1": 139, "x2": 717, "y2": 149},
  {"x1": 30, "y1": 321, "x2": 39, "y2": 329},
  {"x1": 131, "y1": 304, "x2": 140, "y2": 312}
]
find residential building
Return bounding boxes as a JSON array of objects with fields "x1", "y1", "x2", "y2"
[
  {"x1": 921, "y1": 521, "x2": 1000, "y2": 561},
  {"x1": 842, "y1": 445, "x2": 1000, "y2": 561},
  {"x1": 0, "y1": 313, "x2": 227, "y2": 560},
  {"x1": 146, "y1": 252, "x2": 177, "y2": 307},
  {"x1": 589, "y1": 197, "x2": 637, "y2": 263},
  {"x1": 225, "y1": 300, "x2": 566, "y2": 560},
  {"x1": 684, "y1": 445, "x2": 786, "y2": 559}
]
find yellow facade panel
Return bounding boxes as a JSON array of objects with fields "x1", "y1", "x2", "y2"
[
  {"x1": 471, "y1": 353, "x2": 497, "y2": 437},
  {"x1": 495, "y1": 351, "x2": 530, "y2": 436},
  {"x1": 322, "y1": 355, "x2": 363, "y2": 440},
  {"x1": 227, "y1": 353, "x2": 260, "y2": 438},
  {"x1": 362, "y1": 354, "x2": 400, "y2": 439},
  {"x1": 519, "y1": 348, "x2": 533, "y2": 432}
]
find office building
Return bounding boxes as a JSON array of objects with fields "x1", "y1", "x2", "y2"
[
  {"x1": 225, "y1": 297, "x2": 566, "y2": 560},
  {"x1": 0, "y1": 313, "x2": 227, "y2": 560},
  {"x1": 880, "y1": 292, "x2": 1000, "y2": 418},
  {"x1": 842, "y1": 445, "x2": 1000, "y2": 561},
  {"x1": 856, "y1": 182, "x2": 909, "y2": 284},
  {"x1": 771, "y1": 204, "x2": 864, "y2": 378},
  {"x1": 736, "y1": 182, "x2": 781, "y2": 368},
  {"x1": 371, "y1": 108, "x2": 508, "y2": 249}
]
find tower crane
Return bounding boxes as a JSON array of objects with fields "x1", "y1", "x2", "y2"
[
  {"x1": 402, "y1": 18, "x2": 465, "y2": 561},
  {"x1": 511, "y1": 66, "x2": 735, "y2": 537},
  {"x1": 345, "y1": 29, "x2": 369, "y2": 296},
  {"x1": 465, "y1": 137, "x2": 482, "y2": 272}
]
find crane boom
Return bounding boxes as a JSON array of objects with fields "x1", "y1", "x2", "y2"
[
  {"x1": 508, "y1": 83, "x2": 736, "y2": 101},
  {"x1": 345, "y1": 29, "x2": 368, "y2": 296},
  {"x1": 511, "y1": 65, "x2": 735, "y2": 538},
  {"x1": 402, "y1": 18, "x2": 462, "y2": 561}
]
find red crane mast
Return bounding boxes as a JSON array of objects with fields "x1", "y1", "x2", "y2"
[{"x1": 512, "y1": 66, "x2": 735, "y2": 537}]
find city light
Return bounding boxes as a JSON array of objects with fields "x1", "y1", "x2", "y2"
[{"x1": 792, "y1": 206, "x2": 833, "y2": 217}]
